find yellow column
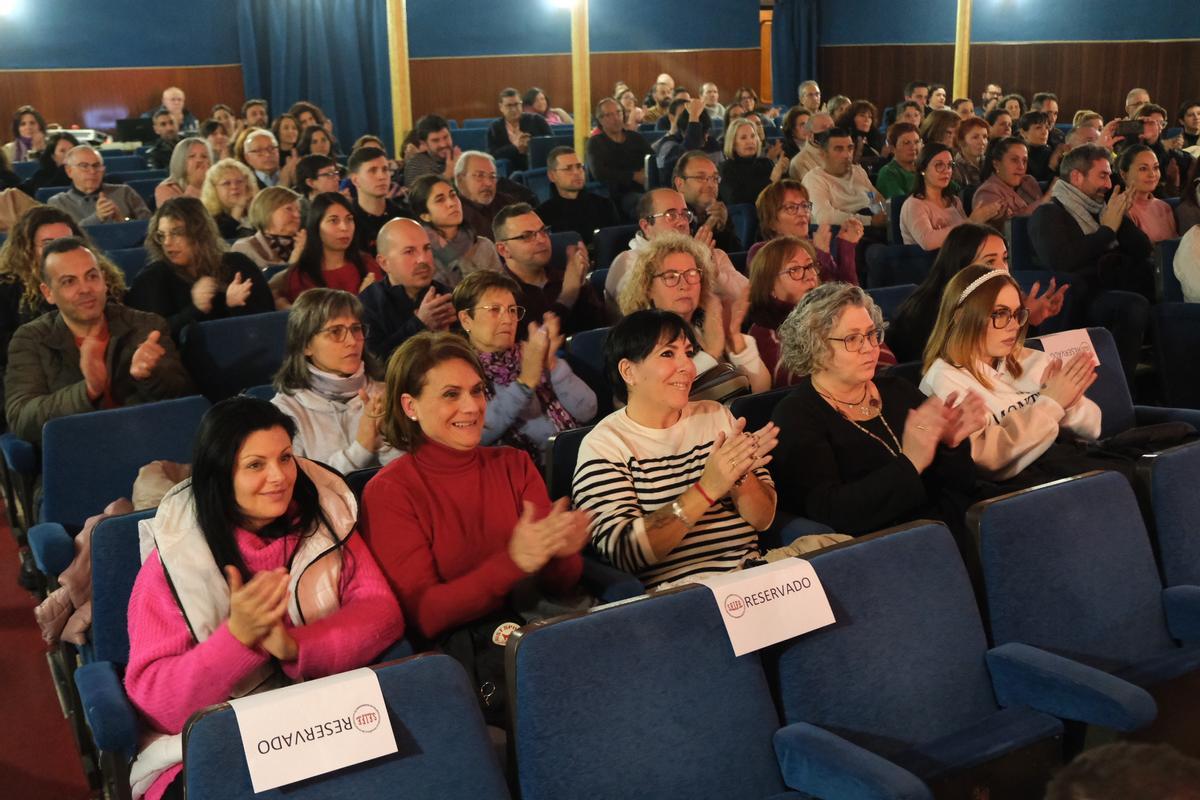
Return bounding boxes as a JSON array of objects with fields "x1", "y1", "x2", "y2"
[
  {"x1": 570, "y1": 0, "x2": 591, "y2": 160},
  {"x1": 385, "y1": 0, "x2": 413, "y2": 160},
  {"x1": 952, "y1": 0, "x2": 972, "y2": 101}
]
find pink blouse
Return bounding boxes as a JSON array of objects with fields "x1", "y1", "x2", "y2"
[{"x1": 1129, "y1": 194, "x2": 1179, "y2": 243}]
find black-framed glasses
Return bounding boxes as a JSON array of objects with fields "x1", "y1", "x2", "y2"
[
  {"x1": 318, "y1": 323, "x2": 369, "y2": 342},
  {"x1": 779, "y1": 263, "x2": 817, "y2": 282},
  {"x1": 645, "y1": 208, "x2": 694, "y2": 224},
  {"x1": 779, "y1": 201, "x2": 813, "y2": 216},
  {"x1": 653, "y1": 268, "x2": 702, "y2": 287},
  {"x1": 989, "y1": 307, "x2": 1030, "y2": 329},
  {"x1": 474, "y1": 304, "x2": 526, "y2": 320},
  {"x1": 827, "y1": 329, "x2": 884, "y2": 352},
  {"x1": 499, "y1": 226, "x2": 551, "y2": 243},
  {"x1": 315, "y1": 168, "x2": 342, "y2": 180}
]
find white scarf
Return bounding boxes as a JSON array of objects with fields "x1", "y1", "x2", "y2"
[
  {"x1": 1051, "y1": 179, "x2": 1106, "y2": 237},
  {"x1": 306, "y1": 362, "x2": 367, "y2": 402}
]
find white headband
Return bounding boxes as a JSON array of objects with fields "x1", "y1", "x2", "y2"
[{"x1": 957, "y1": 270, "x2": 1008, "y2": 306}]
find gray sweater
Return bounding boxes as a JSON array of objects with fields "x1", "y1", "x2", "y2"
[
  {"x1": 48, "y1": 184, "x2": 151, "y2": 226},
  {"x1": 482, "y1": 359, "x2": 597, "y2": 464}
]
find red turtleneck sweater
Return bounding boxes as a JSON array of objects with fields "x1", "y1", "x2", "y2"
[{"x1": 359, "y1": 440, "x2": 582, "y2": 640}]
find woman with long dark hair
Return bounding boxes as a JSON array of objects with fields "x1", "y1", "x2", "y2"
[
  {"x1": 900, "y1": 144, "x2": 1002, "y2": 250},
  {"x1": 18, "y1": 131, "x2": 77, "y2": 195},
  {"x1": 972, "y1": 137, "x2": 1052, "y2": 222},
  {"x1": 124, "y1": 396, "x2": 403, "y2": 800},
  {"x1": 279, "y1": 192, "x2": 382, "y2": 305}
]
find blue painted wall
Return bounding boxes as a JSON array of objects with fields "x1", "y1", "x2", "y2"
[
  {"x1": 0, "y1": 0, "x2": 240, "y2": 69},
  {"x1": 821, "y1": 0, "x2": 1200, "y2": 45}
]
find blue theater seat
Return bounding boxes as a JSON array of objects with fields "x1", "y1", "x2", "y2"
[
  {"x1": 866, "y1": 243, "x2": 936, "y2": 288},
  {"x1": 1142, "y1": 441, "x2": 1200, "y2": 587},
  {"x1": 84, "y1": 219, "x2": 149, "y2": 250},
  {"x1": 180, "y1": 311, "x2": 289, "y2": 402},
  {"x1": 594, "y1": 224, "x2": 637, "y2": 269}
]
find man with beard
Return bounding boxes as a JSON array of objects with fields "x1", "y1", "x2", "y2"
[
  {"x1": 455, "y1": 151, "x2": 520, "y2": 241},
  {"x1": 672, "y1": 150, "x2": 741, "y2": 253},
  {"x1": 403, "y1": 114, "x2": 461, "y2": 186},
  {"x1": 536, "y1": 146, "x2": 618, "y2": 246}
]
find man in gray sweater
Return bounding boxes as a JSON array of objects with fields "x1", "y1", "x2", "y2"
[{"x1": 47, "y1": 145, "x2": 151, "y2": 226}]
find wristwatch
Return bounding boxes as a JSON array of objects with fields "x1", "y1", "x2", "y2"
[{"x1": 670, "y1": 500, "x2": 693, "y2": 526}]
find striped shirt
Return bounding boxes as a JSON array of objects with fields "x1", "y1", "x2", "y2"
[{"x1": 572, "y1": 401, "x2": 770, "y2": 588}]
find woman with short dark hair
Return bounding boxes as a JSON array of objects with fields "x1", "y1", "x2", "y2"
[
  {"x1": 5, "y1": 105, "x2": 47, "y2": 164},
  {"x1": 125, "y1": 396, "x2": 404, "y2": 800},
  {"x1": 972, "y1": 137, "x2": 1051, "y2": 222},
  {"x1": 522, "y1": 87, "x2": 573, "y2": 125},
  {"x1": 834, "y1": 100, "x2": 884, "y2": 162},
  {"x1": 18, "y1": 131, "x2": 77, "y2": 195}
]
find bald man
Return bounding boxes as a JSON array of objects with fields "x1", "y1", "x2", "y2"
[
  {"x1": 360, "y1": 218, "x2": 456, "y2": 360},
  {"x1": 145, "y1": 86, "x2": 198, "y2": 133}
]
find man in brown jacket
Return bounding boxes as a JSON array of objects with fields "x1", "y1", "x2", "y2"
[{"x1": 5, "y1": 237, "x2": 194, "y2": 443}]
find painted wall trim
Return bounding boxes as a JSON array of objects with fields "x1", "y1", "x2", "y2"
[{"x1": 408, "y1": 46, "x2": 761, "y2": 61}]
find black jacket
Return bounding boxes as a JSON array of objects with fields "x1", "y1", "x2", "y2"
[
  {"x1": 125, "y1": 252, "x2": 274, "y2": 341},
  {"x1": 360, "y1": 278, "x2": 448, "y2": 362},
  {"x1": 486, "y1": 114, "x2": 552, "y2": 172}
]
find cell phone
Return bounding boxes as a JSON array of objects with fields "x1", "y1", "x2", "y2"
[
  {"x1": 1116, "y1": 120, "x2": 1143, "y2": 140},
  {"x1": 1164, "y1": 127, "x2": 1184, "y2": 140}
]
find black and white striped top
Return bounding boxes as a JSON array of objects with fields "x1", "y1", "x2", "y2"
[{"x1": 571, "y1": 401, "x2": 770, "y2": 588}]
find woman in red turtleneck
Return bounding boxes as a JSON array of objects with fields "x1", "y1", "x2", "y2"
[{"x1": 359, "y1": 332, "x2": 588, "y2": 643}]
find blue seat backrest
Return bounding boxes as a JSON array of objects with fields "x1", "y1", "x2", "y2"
[
  {"x1": 777, "y1": 523, "x2": 998, "y2": 758},
  {"x1": 1155, "y1": 237, "x2": 1184, "y2": 303},
  {"x1": 1146, "y1": 442, "x2": 1200, "y2": 586},
  {"x1": 106, "y1": 246, "x2": 149, "y2": 285},
  {"x1": 125, "y1": 178, "x2": 160, "y2": 209},
  {"x1": 548, "y1": 230, "x2": 582, "y2": 272},
  {"x1": 184, "y1": 654, "x2": 510, "y2": 799},
  {"x1": 42, "y1": 395, "x2": 211, "y2": 531},
  {"x1": 35, "y1": 185, "x2": 68, "y2": 203},
  {"x1": 344, "y1": 466, "x2": 381, "y2": 502},
  {"x1": 108, "y1": 169, "x2": 167, "y2": 183},
  {"x1": 510, "y1": 586, "x2": 788, "y2": 800},
  {"x1": 1027, "y1": 327, "x2": 1134, "y2": 437},
  {"x1": 451, "y1": 128, "x2": 488, "y2": 153},
  {"x1": 1008, "y1": 216, "x2": 1041, "y2": 272},
  {"x1": 565, "y1": 327, "x2": 612, "y2": 417},
  {"x1": 974, "y1": 471, "x2": 1175, "y2": 672},
  {"x1": 865, "y1": 243, "x2": 936, "y2": 288},
  {"x1": 101, "y1": 154, "x2": 145, "y2": 172},
  {"x1": 241, "y1": 384, "x2": 276, "y2": 401},
  {"x1": 549, "y1": 124, "x2": 574, "y2": 136},
  {"x1": 544, "y1": 425, "x2": 594, "y2": 501},
  {"x1": 867, "y1": 283, "x2": 917, "y2": 322},
  {"x1": 586, "y1": 268, "x2": 608, "y2": 296},
  {"x1": 91, "y1": 509, "x2": 155, "y2": 665},
  {"x1": 1152, "y1": 303, "x2": 1200, "y2": 408},
  {"x1": 728, "y1": 203, "x2": 758, "y2": 247},
  {"x1": 529, "y1": 135, "x2": 573, "y2": 170},
  {"x1": 728, "y1": 387, "x2": 793, "y2": 431},
  {"x1": 516, "y1": 167, "x2": 551, "y2": 204},
  {"x1": 181, "y1": 311, "x2": 290, "y2": 402},
  {"x1": 13, "y1": 160, "x2": 38, "y2": 180},
  {"x1": 594, "y1": 224, "x2": 637, "y2": 269},
  {"x1": 643, "y1": 130, "x2": 666, "y2": 146},
  {"x1": 84, "y1": 218, "x2": 149, "y2": 251},
  {"x1": 463, "y1": 117, "x2": 495, "y2": 128}
]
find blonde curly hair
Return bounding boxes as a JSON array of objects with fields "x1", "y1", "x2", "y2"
[{"x1": 616, "y1": 232, "x2": 714, "y2": 317}]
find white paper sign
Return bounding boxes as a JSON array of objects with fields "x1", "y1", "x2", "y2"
[
  {"x1": 700, "y1": 558, "x2": 835, "y2": 656},
  {"x1": 1038, "y1": 329, "x2": 1100, "y2": 367},
  {"x1": 229, "y1": 667, "x2": 397, "y2": 793}
]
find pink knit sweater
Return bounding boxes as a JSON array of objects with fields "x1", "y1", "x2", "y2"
[{"x1": 125, "y1": 529, "x2": 404, "y2": 800}]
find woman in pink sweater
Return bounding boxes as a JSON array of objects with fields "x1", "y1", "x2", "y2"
[
  {"x1": 901, "y1": 143, "x2": 1003, "y2": 251},
  {"x1": 124, "y1": 397, "x2": 404, "y2": 800},
  {"x1": 1119, "y1": 144, "x2": 1179, "y2": 243}
]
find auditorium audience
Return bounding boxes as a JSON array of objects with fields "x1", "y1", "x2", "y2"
[
  {"x1": 18, "y1": 131, "x2": 77, "y2": 195},
  {"x1": 896, "y1": 100, "x2": 924, "y2": 128},
  {"x1": 1179, "y1": 100, "x2": 1200, "y2": 149},
  {"x1": 146, "y1": 109, "x2": 182, "y2": 170},
  {"x1": 5, "y1": 105, "x2": 47, "y2": 164},
  {"x1": 874, "y1": 122, "x2": 922, "y2": 200},
  {"x1": 618, "y1": 232, "x2": 769, "y2": 392},
  {"x1": 403, "y1": 115, "x2": 459, "y2": 186},
  {"x1": 919, "y1": 109, "x2": 961, "y2": 149},
  {"x1": 972, "y1": 137, "x2": 1051, "y2": 222},
  {"x1": 1118, "y1": 143, "x2": 1179, "y2": 243},
  {"x1": 587, "y1": 97, "x2": 653, "y2": 219},
  {"x1": 279, "y1": 192, "x2": 382, "y2": 304},
  {"x1": 803, "y1": 128, "x2": 887, "y2": 229},
  {"x1": 359, "y1": 331, "x2": 588, "y2": 643},
  {"x1": 201, "y1": 158, "x2": 257, "y2": 239},
  {"x1": 952, "y1": 116, "x2": 990, "y2": 187},
  {"x1": 522, "y1": 87, "x2": 572, "y2": 125},
  {"x1": 296, "y1": 125, "x2": 336, "y2": 159},
  {"x1": 201, "y1": 119, "x2": 232, "y2": 161},
  {"x1": 770, "y1": 282, "x2": 981, "y2": 537},
  {"x1": 536, "y1": 146, "x2": 618, "y2": 246},
  {"x1": 701, "y1": 82, "x2": 726, "y2": 120},
  {"x1": 787, "y1": 112, "x2": 834, "y2": 182},
  {"x1": 1131, "y1": 103, "x2": 1194, "y2": 196},
  {"x1": 5, "y1": 237, "x2": 191, "y2": 443},
  {"x1": 128, "y1": 197, "x2": 273, "y2": 340},
  {"x1": 154, "y1": 138, "x2": 212, "y2": 207},
  {"x1": 487, "y1": 88, "x2": 552, "y2": 173},
  {"x1": 749, "y1": 179, "x2": 861, "y2": 285},
  {"x1": 409, "y1": 174, "x2": 501, "y2": 288},
  {"x1": 674, "y1": 150, "x2": 742, "y2": 253},
  {"x1": 292, "y1": 153, "x2": 340, "y2": 223},
  {"x1": 452, "y1": 271, "x2": 596, "y2": 464},
  {"x1": 719, "y1": 118, "x2": 787, "y2": 206},
  {"x1": 493, "y1": 203, "x2": 603, "y2": 335},
  {"x1": 242, "y1": 99, "x2": 269, "y2": 129},
  {"x1": 798, "y1": 80, "x2": 823, "y2": 114},
  {"x1": 1030, "y1": 92, "x2": 1065, "y2": 148},
  {"x1": 616, "y1": 89, "x2": 645, "y2": 130},
  {"x1": 571, "y1": 308, "x2": 803, "y2": 589},
  {"x1": 921, "y1": 265, "x2": 1101, "y2": 484},
  {"x1": 1001, "y1": 93, "x2": 1027, "y2": 119},
  {"x1": 230, "y1": 186, "x2": 304, "y2": 269},
  {"x1": 347, "y1": 146, "x2": 407, "y2": 253},
  {"x1": 361, "y1": 217, "x2": 455, "y2": 360},
  {"x1": 979, "y1": 83, "x2": 1003, "y2": 116},
  {"x1": 125, "y1": 396, "x2": 402, "y2": 800},
  {"x1": 454, "y1": 151, "x2": 518, "y2": 242},
  {"x1": 952, "y1": 98, "x2": 974, "y2": 118},
  {"x1": 928, "y1": 85, "x2": 947, "y2": 111},
  {"x1": 271, "y1": 288, "x2": 400, "y2": 472},
  {"x1": 49, "y1": 145, "x2": 151, "y2": 225},
  {"x1": 148, "y1": 86, "x2": 198, "y2": 133},
  {"x1": 1126, "y1": 87, "x2": 1151, "y2": 119},
  {"x1": 238, "y1": 128, "x2": 283, "y2": 190},
  {"x1": 654, "y1": 99, "x2": 721, "y2": 181}
]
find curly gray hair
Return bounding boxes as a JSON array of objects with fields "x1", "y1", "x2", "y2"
[{"x1": 778, "y1": 282, "x2": 884, "y2": 377}]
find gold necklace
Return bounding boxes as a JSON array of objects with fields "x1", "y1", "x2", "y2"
[
  {"x1": 815, "y1": 381, "x2": 902, "y2": 458},
  {"x1": 813, "y1": 380, "x2": 879, "y2": 418}
]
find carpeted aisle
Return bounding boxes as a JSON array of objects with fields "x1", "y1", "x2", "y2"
[{"x1": 0, "y1": 516, "x2": 94, "y2": 798}]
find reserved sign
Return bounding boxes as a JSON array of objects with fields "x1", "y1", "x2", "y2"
[
  {"x1": 1038, "y1": 329, "x2": 1100, "y2": 367},
  {"x1": 700, "y1": 558, "x2": 835, "y2": 656},
  {"x1": 229, "y1": 667, "x2": 397, "y2": 792}
]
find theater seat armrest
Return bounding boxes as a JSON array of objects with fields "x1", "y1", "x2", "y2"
[
  {"x1": 1134, "y1": 405, "x2": 1200, "y2": 430},
  {"x1": 581, "y1": 556, "x2": 644, "y2": 603},
  {"x1": 986, "y1": 642, "x2": 1156, "y2": 732},
  {"x1": 76, "y1": 661, "x2": 140, "y2": 757},
  {"x1": 0, "y1": 432, "x2": 36, "y2": 476},
  {"x1": 1163, "y1": 585, "x2": 1200, "y2": 643},
  {"x1": 773, "y1": 721, "x2": 932, "y2": 800},
  {"x1": 28, "y1": 522, "x2": 73, "y2": 578}
]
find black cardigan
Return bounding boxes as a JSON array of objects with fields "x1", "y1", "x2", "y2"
[
  {"x1": 486, "y1": 113, "x2": 552, "y2": 172},
  {"x1": 770, "y1": 375, "x2": 977, "y2": 536},
  {"x1": 125, "y1": 252, "x2": 274, "y2": 341},
  {"x1": 719, "y1": 156, "x2": 775, "y2": 207}
]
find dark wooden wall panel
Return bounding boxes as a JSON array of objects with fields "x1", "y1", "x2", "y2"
[
  {"x1": 0, "y1": 65, "x2": 245, "y2": 136},
  {"x1": 409, "y1": 48, "x2": 760, "y2": 128},
  {"x1": 818, "y1": 41, "x2": 1199, "y2": 122}
]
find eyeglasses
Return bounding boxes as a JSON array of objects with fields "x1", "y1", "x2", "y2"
[
  {"x1": 653, "y1": 268, "x2": 702, "y2": 287},
  {"x1": 682, "y1": 174, "x2": 721, "y2": 185},
  {"x1": 473, "y1": 304, "x2": 526, "y2": 320},
  {"x1": 989, "y1": 307, "x2": 1030, "y2": 329},
  {"x1": 318, "y1": 323, "x2": 369, "y2": 342},
  {"x1": 315, "y1": 169, "x2": 341, "y2": 179},
  {"x1": 553, "y1": 163, "x2": 585, "y2": 173},
  {"x1": 70, "y1": 162, "x2": 104, "y2": 172},
  {"x1": 779, "y1": 201, "x2": 813, "y2": 216},
  {"x1": 779, "y1": 263, "x2": 817, "y2": 281},
  {"x1": 154, "y1": 229, "x2": 189, "y2": 243},
  {"x1": 827, "y1": 329, "x2": 884, "y2": 352},
  {"x1": 467, "y1": 171, "x2": 498, "y2": 182},
  {"x1": 500, "y1": 226, "x2": 551, "y2": 243},
  {"x1": 247, "y1": 145, "x2": 279, "y2": 155},
  {"x1": 645, "y1": 208, "x2": 694, "y2": 224},
  {"x1": 927, "y1": 160, "x2": 954, "y2": 173},
  {"x1": 500, "y1": 102, "x2": 523, "y2": 111}
]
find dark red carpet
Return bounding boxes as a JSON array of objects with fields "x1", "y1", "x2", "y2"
[{"x1": 0, "y1": 514, "x2": 94, "y2": 799}]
